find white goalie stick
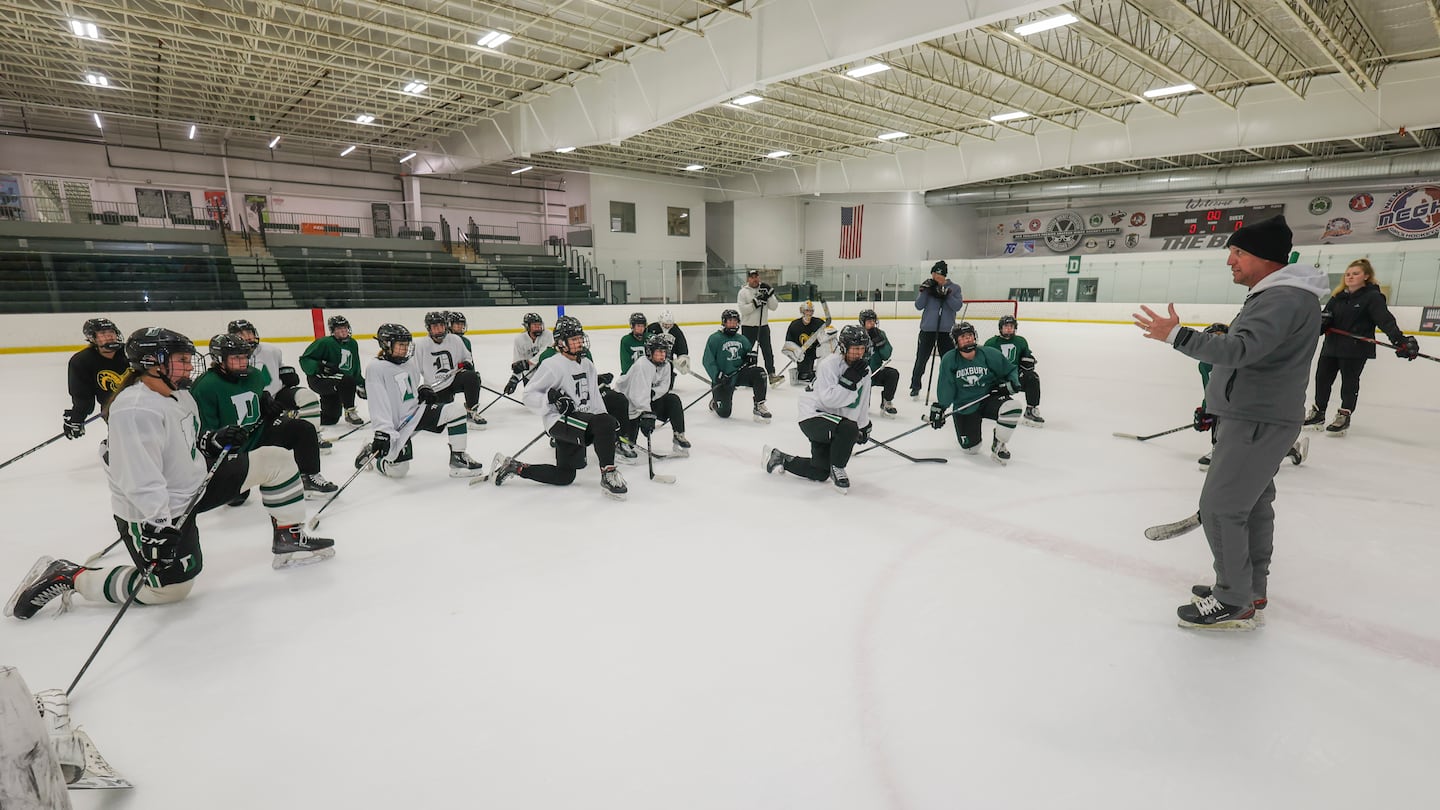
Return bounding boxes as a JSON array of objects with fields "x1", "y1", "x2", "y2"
[{"x1": 1145, "y1": 512, "x2": 1201, "y2": 541}]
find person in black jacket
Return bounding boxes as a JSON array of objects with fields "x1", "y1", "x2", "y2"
[
  {"x1": 63, "y1": 317, "x2": 129, "y2": 439},
  {"x1": 1304, "y1": 258, "x2": 1418, "y2": 436}
]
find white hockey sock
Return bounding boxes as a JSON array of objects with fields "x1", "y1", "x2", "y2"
[
  {"x1": 246, "y1": 447, "x2": 307, "y2": 525},
  {"x1": 994, "y1": 402, "x2": 1023, "y2": 444}
]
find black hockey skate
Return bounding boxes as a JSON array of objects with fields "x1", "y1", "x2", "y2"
[
  {"x1": 344, "y1": 407, "x2": 364, "y2": 426},
  {"x1": 600, "y1": 466, "x2": 628, "y2": 500},
  {"x1": 1191, "y1": 585, "x2": 1267, "y2": 625},
  {"x1": 991, "y1": 437, "x2": 1011, "y2": 465},
  {"x1": 1177, "y1": 594, "x2": 1256, "y2": 631},
  {"x1": 880, "y1": 399, "x2": 898, "y2": 418},
  {"x1": 830, "y1": 465, "x2": 850, "y2": 494},
  {"x1": 491, "y1": 453, "x2": 521, "y2": 487},
  {"x1": 615, "y1": 440, "x2": 639, "y2": 464},
  {"x1": 468, "y1": 406, "x2": 488, "y2": 429},
  {"x1": 318, "y1": 436, "x2": 333, "y2": 455},
  {"x1": 753, "y1": 401, "x2": 772, "y2": 422},
  {"x1": 272, "y1": 520, "x2": 336, "y2": 569},
  {"x1": 762, "y1": 445, "x2": 792, "y2": 474},
  {"x1": 1302, "y1": 406, "x2": 1325, "y2": 430},
  {"x1": 671, "y1": 432, "x2": 691, "y2": 458},
  {"x1": 302, "y1": 473, "x2": 338, "y2": 498},
  {"x1": 1023, "y1": 406, "x2": 1045, "y2": 427},
  {"x1": 448, "y1": 450, "x2": 486, "y2": 479},
  {"x1": 1287, "y1": 436, "x2": 1309, "y2": 465},
  {"x1": 1325, "y1": 409, "x2": 1350, "y2": 437},
  {"x1": 5, "y1": 557, "x2": 83, "y2": 620}
]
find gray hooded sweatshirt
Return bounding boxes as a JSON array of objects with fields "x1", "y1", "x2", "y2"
[{"x1": 1167, "y1": 263, "x2": 1329, "y2": 426}]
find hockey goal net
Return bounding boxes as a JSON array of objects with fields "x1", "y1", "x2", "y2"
[{"x1": 957, "y1": 299, "x2": 1019, "y2": 325}]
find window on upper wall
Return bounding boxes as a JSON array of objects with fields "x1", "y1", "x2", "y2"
[
  {"x1": 667, "y1": 206, "x2": 690, "y2": 237},
  {"x1": 609, "y1": 201, "x2": 636, "y2": 233}
]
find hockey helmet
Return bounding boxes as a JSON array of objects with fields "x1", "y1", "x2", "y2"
[
  {"x1": 327, "y1": 315, "x2": 352, "y2": 334},
  {"x1": 208, "y1": 333, "x2": 252, "y2": 380},
  {"x1": 998, "y1": 315, "x2": 1019, "y2": 335},
  {"x1": 375, "y1": 323, "x2": 413, "y2": 362},
  {"x1": 553, "y1": 316, "x2": 586, "y2": 355},
  {"x1": 82, "y1": 317, "x2": 124, "y2": 351},
  {"x1": 858, "y1": 309, "x2": 878, "y2": 326},
  {"x1": 837, "y1": 324, "x2": 872, "y2": 361},
  {"x1": 659, "y1": 310, "x2": 676, "y2": 328},
  {"x1": 644, "y1": 332, "x2": 673, "y2": 364},
  {"x1": 629, "y1": 312, "x2": 648, "y2": 328},
  {"x1": 799, "y1": 300, "x2": 815, "y2": 315},
  {"x1": 227, "y1": 318, "x2": 260, "y2": 347},
  {"x1": 523, "y1": 312, "x2": 544, "y2": 328},
  {"x1": 447, "y1": 311, "x2": 467, "y2": 330},
  {"x1": 125, "y1": 327, "x2": 200, "y2": 389},
  {"x1": 721, "y1": 308, "x2": 741, "y2": 334},
  {"x1": 951, "y1": 321, "x2": 978, "y2": 347}
]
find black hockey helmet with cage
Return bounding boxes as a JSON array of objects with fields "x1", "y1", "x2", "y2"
[
  {"x1": 644, "y1": 332, "x2": 673, "y2": 363},
  {"x1": 327, "y1": 315, "x2": 351, "y2": 333},
  {"x1": 721, "y1": 308, "x2": 741, "y2": 334},
  {"x1": 375, "y1": 323, "x2": 413, "y2": 362},
  {"x1": 629, "y1": 312, "x2": 647, "y2": 328},
  {"x1": 998, "y1": 315, "x2": 1019, "y2": 334},
  {"x1": 523, "y1": 312, "x2": 544, "y2": 328},
  {"x1": 951, "y1": 321, "x2": 978, "y2": 346},
  {"x1": 1204, "y1": 322, "x2": 1229, "y2": 335},
  {"x1": 837, "y1": 324, "x2": 872, "y2": 360},
  {"x1": 208, "y1": 333, "x2": 252, "y2": 380},
  {"x1": 553, "y1": 315, "x2": 585, "y2": 353},
  {"x1": 447, "y1": 311, "x2": 467, "y2": 329},
  {"x1": 858, "y1": 309, "x2": 878, "y2": 326},
  {"x1": 125, "y1": 327, "x2": 199, "y2": 389},
  {"x1": 82, "y1": 317, "x2": 123, "y2": 350},
  {"x1": 227, "y1": 318, "x2": 260, "y2": 346}
]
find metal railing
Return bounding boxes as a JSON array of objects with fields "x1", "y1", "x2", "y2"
[{"x1": 1, "y1": 195, "x2": 223, "y2": 230}]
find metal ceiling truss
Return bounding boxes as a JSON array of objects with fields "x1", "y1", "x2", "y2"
[
  {"x1": 976, "y1": 25, "x2": 1175, "y2": 118},
  {"x1": 1167, "y1": 0, "x2": 1313, "y2": 97},
  {"x1": 1273, "y1": 0, "x2": 1385, "y2": 90},
  {"x1": 938, "y1": 32, "x2": 1142, "y2": 123}
]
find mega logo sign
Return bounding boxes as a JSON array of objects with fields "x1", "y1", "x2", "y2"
[{"x1": 1375, "y1": 185, "x2": 1440, "y2": 239}]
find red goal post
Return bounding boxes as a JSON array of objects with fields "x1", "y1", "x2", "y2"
[{"x1": 957, "y1": 299, "x2": 1019, "y2": 327}]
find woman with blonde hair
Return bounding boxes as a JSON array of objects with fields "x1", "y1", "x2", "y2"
[{"x1": 1304, "y1": 258, "x2": 1412, "y2": 435}]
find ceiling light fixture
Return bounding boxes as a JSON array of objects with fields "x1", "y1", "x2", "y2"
[
  {"x1": 93, "y1": 113, "x2": 102, "y2": 129},
  {"x1": 511, "y1": 165, "x2": 534, "y2": 174},
  {"x1": 84, "y1": 73, "x2": 109, "y2": 87},
  {"x1": 766, "y1": 150, "x2": 791, "y2": 159},
  {"x1": 555, "y1": 146, "x2": 576, "y2": 153},
  {"x1": 989, "y1": 111, "x2": 1030, "y2": 123},
  {"x1": 268, "y1": 136, "x2": 281, "y2": 149},
  {"x1": 356, "y1": 114, "x2": 375, "y2": 124},
  {"x1": 1014, "y1": 13, "x2": 1078, "y2": 36},
  {"x1": 403, "y1": 81, "x2": 427, "y2": 95},
  {"x1": 340, "y1": 145, "x2": 357, "y2": 157},
  {"x1": 731, "y1": 94, "x2": 763, "y2": 106},
  {"x1": 846, "y1": 63, "x2": 890, "y2": 78},
  {"x1": 188, "y1": 124, "x2": 197, "y2": 139},
  {"x1": 399, "y1": 152, "x2": 417, "y2": 163},
  {"x1": 683, "y1": 164, "x2": 704, "y2": 171},
  {"x1": 1143, "y1": 82, "x2": 1198, "y2": 98},
  {"x1": 70, "y1": 20, "x2": 99, "y2": 39},
  {"x1": 477, "y1": 31, "x2": 512, "y2": 48},
  {"x1": 876, "y1": 131, "x2": 907, "y2": 141}
]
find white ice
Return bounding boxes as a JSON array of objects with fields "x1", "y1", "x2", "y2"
[{"x1": 1, "y1": 317, "x2": 1437, "y2": 810}]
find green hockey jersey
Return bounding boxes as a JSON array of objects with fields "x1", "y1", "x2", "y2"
[
  {"x1": 190, "y1": 369, "x2": 267, "y2": 451},
  {"x1": 299, "y1": 335, "x2": 363, "y2": 382},
  {"x1": 936, "y1": 346, "x2": 1017, "y2": 415}
]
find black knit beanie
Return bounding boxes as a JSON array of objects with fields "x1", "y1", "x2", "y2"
[
  {"x1": 1226, "y1": 215, "x2": 1292, "y2": 264},
  {"x1": 931, "y1": 260, "x2": 948, "y2": 276}
]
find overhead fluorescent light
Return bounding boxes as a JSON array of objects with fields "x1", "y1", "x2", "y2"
[
  {"x1": 1014, "y1": 13, "x2": 1078, "y2": 36},
  {"x1": 188, "y1": 124, "x2": 197, "y2": 139},
  {"x1": 84, "y1": 73, "x2": 109, "y2": 87},
  {"x1": 268, "y1": 136, "x2": 281, "y2": 149},
  {"x1": 731, "y1": 94, "x2": 762, "y2": 106},
  {"x1": 846, "y1": 63, "x2": 890, "y2": 78},
  {"x1": 766, "y1": 150, "x2": 791, "y2": 159},
  {"x1": 340, "y1": 145, "x2": 357, "y2": 156},
  {"x1": 989, "y1": 111, "x2": 1030, "y2": 123},
  {"x1": 1143, "y1": 82, "x2": 1198, "y2": 98},
  {"x1": 477, "y1": 31, "x2": 512, "y2": 48},
  {"x1": 876, "y1": 131, "x2": 907, "y2": 141},
  {"x1": 399, "y1": 152, "x2": 417, "y2": 163},
  {"x1": 403, "y1": 81, "x2": 428, "y2": 95},
  {"x1": 355, "y1": 114, "x2": 375, "y2": 124},
  {"x1": 683, "y1": 164, "x2": 705, "y2": 171},
  {"x1": 555, "y1": 146, "x2": 576, "y2": 153},
  {"x1": 510, "y1": 165, "x2": 533, "y2": 174},
  {"x1": 70, "y1": 20, "x2": 99, "y2": 39},
  {"x1": 93, "y1": 113, "x2": 102, "y2": 129}
]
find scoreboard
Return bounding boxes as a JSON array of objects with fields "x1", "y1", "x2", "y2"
[{"x1": 1148, "y1": 204, "x2": 1286, "y2": 238}]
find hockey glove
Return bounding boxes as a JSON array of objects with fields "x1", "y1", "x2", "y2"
[
  {"x1": 596, "y1": 372, "x2": 614, "y2": 387},
  {"x1": 756, "y1": 284, "x2": 773, "y2": 302},
  {"x1": 839, "y1": 359, "x2": 869, "y2": 389},
  {"x1": 417, "y1": 385, "x2": 436, "y2": 404},
  {"x1": 715, "y1": 372, "x2": 733, "y2": 388},
  {"x1": 457, "y1": 360, "x2": 474, "y2": 372},
  {"x1": 503, "y1": 375, "x2": 521, "y2": 396},
  {"x1": 62, "y1": 410, "x2": 86, "y2": 440},
  {"x1": 740, "y1": 352, "x2": 758, "y2": 370},
  {"x1": 674, "y1": 356, "x2": 690, "y2": 375},
  {"x1": 547, "y1": 388, "x2": 576, "y2": 416},
  {"x1": 356, "y1": 383, "x2": 367, "y2": 400},
  {"x1": 638, "y1": 411, "x2": 657, "y2": 437},
  {"x1": 857, "y1": 423, "x2": 872, "y2": 445},
  {"x1": 259, "y1": 391, "x2": 284, "y2": 423},
  {"x1": 930, "y1": 283, "x2": 948, "y2": 299},
  {"x1": 370, "y1": 431, "x2": 392, "y2": 458},
  {"x1": 1320, "y1": 310, "x2": 1333, "y2": 337},
  {"x1": 1396, "y1": 335, "x2": 1420, "y2": 360},
  {"x1": 919, "y1": 278, "x2": 936, "y2": 295},
  {"x1": 993, "y1": 379, "x2": 1020, "y2": 397},
  {"x1": 1193, "y1": 406, "x2": 1215, "y2": 432},
  {"x1": 1019, "y1": 355, "x2": 1037, "y2": 371},
  {"x1": 279, "y1": 365, "x2": 301, "y2": 388},
  {"x1": 868, "y1": 331, "x2": 887, "y2": 352},
  {"x1": 139, "y1": 522, "x2": 183, "y2": 566},
  {"x1": 200, "y1": 425, "x2": 247, "y2": 455},
  {"x1": 511, "y1": 360, "x2": 530, "y2": 375},
  {"x1": 928, "y1": 403, "x2": 948, "y2": 430}
]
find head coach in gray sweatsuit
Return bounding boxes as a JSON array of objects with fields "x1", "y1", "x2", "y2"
[{"x1": 1134, "y1": 215, "x2": 1327, "y2": 629}]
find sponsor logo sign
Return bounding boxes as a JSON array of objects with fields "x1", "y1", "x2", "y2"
[{"x1": 1375, "y1": 185, "x2": 1440, "y2": 239}]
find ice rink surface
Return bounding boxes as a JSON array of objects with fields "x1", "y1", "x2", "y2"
[{"x1": 1, "y1": 315, "x2": 1437, "y2": 810}]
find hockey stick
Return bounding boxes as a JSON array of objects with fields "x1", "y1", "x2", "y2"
[
  {"x1": 479, "y1": 383, "x2": 528, "y2": 408},
  {"x1": 922, "y1": 338, "x2": 939, "y2": 406},
  {"x1": 863, "y1": 434, "x2": 947, "y2": 464},
  {"x1": 645, "y1": 431, "x2": 675, "y2": 484},
  {"x1": 330, "y1": 420, "x2": 370, "y2": 441},
  {"x1": 855, "y1": 392, "x2": 991, "y2": 457},
  {"x1": 1146, "y1": 512, "x2": 1201, "y2": 541},
  {"x1": 67, "y1": 443, "x2": 235, "y2": 698},
  {"x1": 0, "y1": 415, "x2": 103, "y2": 472},
  {"x1": 474, "y1": 370, "x2": 532, "y2": 417},
  {"x1": 1325, "y1": 327, "x2": 1438, "y2": 363},
  {"x1": 308, "y1": 409, "x2": 422, "y2": 529},
  {"x1": 1112, "y1": 423, "x2": 1192, "y2": 441},
  {"x1": 474, "y1": 429, "x2": 550, "y2": 487}
]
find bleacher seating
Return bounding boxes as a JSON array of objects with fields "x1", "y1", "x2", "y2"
[
  {"x1": 269, "y1": 246, "x2": 497, "y2": 309},
  {"x1": 0, "y1": 243, "x2": 246, "y2": 314},
  {"x1": 489, "y1": 251, "x2": 605, "y2": 306}
]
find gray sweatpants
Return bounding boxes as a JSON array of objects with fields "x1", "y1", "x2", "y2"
[{"x1": 1198, "y1": 417, "x2": 1300, "y2": 608}]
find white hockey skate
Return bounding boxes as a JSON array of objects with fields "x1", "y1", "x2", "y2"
[{"x1": 35, "y1": 689, "x2": 133, "y2": 789}]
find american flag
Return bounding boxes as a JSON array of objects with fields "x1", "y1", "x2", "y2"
[{"x1": 839, "y1": 205, "x2": 863, "y2": 259}]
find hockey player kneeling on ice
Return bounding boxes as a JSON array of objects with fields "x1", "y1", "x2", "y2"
[
  {"x1": 929, "y1": 322, "x2": 1023, "y2": 464},
  {"x1": 764, "y1": 325, "x2": 874, "y2": 494},
  {"x1": 5, "y1": 328, "x2": 336, "y2": 621},
  {"x1": 63, "y1": 316, "x2": 129, "y2": 442},
  {"x1": 193, "y1": 334, "x2": 337, "y2": 499},
  {"x1": 703, "y1": 309, "x2": 772, "y2": 422},
  {"x1": 645, "y1": 310, "x2": 691, "y2": 375},
  {"x1": 783, "y1": 301, "x2": 827, "y2": 385},
  {"x1": 414, "y1": 311, "x2": 486, "y2": 428},
  {"x1": 859, "y1": 309, "x2": 900, "y2": 417},
  {"x1": 229, "y1": 319, "x2": 323, "y2": 434},
  {"x1": 984, "y1": 315, "x2": 1044, "y2": 427},
  {"x1": 357, "y1": 323, "x2": 485, "y2": 479},
  {"x1": 616, "y1": 333, "x2": 691, "y2": 458},
  {"x1": 300, "y1": 315, "x2": 365, "y2": 431},
  {"x1": 506, "y1": 312, "x2": 547, "y2": 395},
  {"x1": 493, "y1": 317, "x2": 628, "y2": 499},
  {"x1": 619, "y1": 312, "x2": 650, "y2": 374}
]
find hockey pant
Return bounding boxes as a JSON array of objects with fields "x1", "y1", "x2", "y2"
[
  {"x1": 783, "y1": 415, "x2": 860, "y2": 481},
  {"x1": 711, "y1": 367, "x2": 767, "y2": 418},
  {"x1": 623, "y1": 392, "x2": 686, "y2": 443},
  {"x1": 602, "y1": 389, "x2": 632, "y2": 440},
  {"x1": 374, "y1": 402, "x2": 468, "y2": 478},
  {"x1": 740, "y1": 324, "x2": 777, "y2": 374},
  {"x1": 519, "y1": 412, "x2": 619, "y2": 485},
  {"x1": 307, "y1": 375, "x2": 357, "y2": 426},
  {"x1": 257, "y1": 416, "x2": 323, "y2": 475},
  {"x1": 433, "y1": 369, "x2": 482, "y2": 410},
  {"x1": 910, "y1": 331, "x2": 955, "y2": 391},
  {"x1": 872, "y1": 367, "x2": 900, "y2": 402},
  {"x1": 79, "y1": 447, "x2": 306, "y2": 606},
  {"x1": 783, "y1": 342, "x2": 819, "y2": 381},
  {"x1": 275, "y1": 384, "x2": 321, "y2": 422},
  {"x1": 1019, "y1": 368, "x2": 1041, "y2": 408},
  {"x1": 952, "y1": 397, "x2": 1022, "y2": 451}
]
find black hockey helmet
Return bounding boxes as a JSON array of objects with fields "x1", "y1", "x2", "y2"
[
  {"x1": 644, "y1": 332, "x2": 673, "y2": 364},
  {"x1": 721, "y1": 308, "x2": 741, "y2": 335},
  {"x1": 227, "y1": 318, "x2": 260, "y2": 346},
  {"x1": 837, "y1": 324, "x2": 872, "y2": 361},
  {"x1": 208, "y1": 333, "x2": 252, "y2": 380},
  {"x1": 523, "y1": 312, "x2": 544, "y2": 328},
  {"x1": 327, "y1": 315, "x2": 351, "y2": 334},
  {"x1": 125, "y1": 327, "x2": 199, "y2": 389},
  {"x1": 858, "y1": 309, "x2": 878, "y2": 326},
  {"x1": 375, "y1": 323, "x2": 412, "y2": 362},
  {"x1": 447, "y1": 311, "x2": 467, "y2": 329},
  {"x1": 424, "y1": 310, "x2": 449, "y2": 340},
  {"x1": 629, "y1": 312, "x2": 647, "y2": 328},
  {"x1": 553, "y1": 315, "x2": 585, "y2": 354},
  {"x1": 82, "y1": 317, "x2": 124, "y2": 351},
  {"x1": 1204, "y1": 322, "x2": 1229, "y2": 335},
  {"x1": 951, "y1": 321, "x2": 978, "y2": 346},
  {"x1": 998, "y1": 315, "x2": 1018, "y2": 336}
]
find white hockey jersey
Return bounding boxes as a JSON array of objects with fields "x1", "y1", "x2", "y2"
[
  {"x1": 363, "y1": 356, "x2": 426, "y2": 461},
  {"x1": 249, "y1": 342, "x2": 287, "y2": 395},
  {"x1": 738, "y1": 284, "x2": 779, "y2": 327},
  {"x1": 615, "y1": 357, "x2": 673, "y2": 418},
  {"x1": 524, "y1": 352, "x2": 606, "y2": 431},
  {"x1": 106, "y1": 383, "x2": 206, "y2": 527},
  {"x1": 513, "y1": 331, "x2": 545, "y2": 369},
  {"x1": 413, "y1": 332, "x2": 473, "y2": 393},
  {"x1": 798, "y1": 354, "x2": 872, "y2": 429}
]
